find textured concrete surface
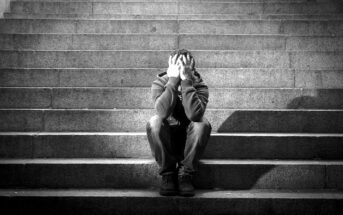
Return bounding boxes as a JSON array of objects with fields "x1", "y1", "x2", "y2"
[
  {"x1": 5, "y1": 13, "x2": 343, "y2": 20},
  {"x1": 9, "y1": 2, "x2": 342, "y2": 15},
  {"x1": 2, "y1": 34, "x2": 343, "y2": 51},
  {"x1": 0, "y1": 159, "x2": 342, "y2": 189},
  {"x1": 0, "y1": 189, "x2": 342, "y2": 215},
  {"x1": 0, "y1": 0, "x2": 10, "y2": 18},
  {"x1": 1, "y1": 109, "x2": 343, "y2": 133},
  {"x1": 1, "y1": 88, "x2": 343, "y2": 109},
  {"x1": 1, "y1": 19, "x2": 343, "y2": 35},
  {"x1": 1, "y1": 133, "x2": 343, "y2": 160},
  {"x1": 2, "y1": 68, "x2": 343, "y2": 88},
  {"x1": 1, "y1": 50, "x2": 343, "y2": 69}
]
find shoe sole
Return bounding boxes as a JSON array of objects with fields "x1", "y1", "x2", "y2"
[
  {"x1": 159, "y1": 190, "x2": 178, "y2": 196},
  {"x1": 178, "y1": 191, "x2": 195, "y2": 197}
]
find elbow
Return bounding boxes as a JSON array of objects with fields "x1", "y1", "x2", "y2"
[
  {"x1": 156, "y1": 110, "x2": 169, "y2": 120},
  {"x1": 155, "y1": 104, "x2": 170, "y2": 120}
]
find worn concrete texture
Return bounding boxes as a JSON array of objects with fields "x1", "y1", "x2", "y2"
[
  {"x1": 0, "y1": 0, "x2": 10, "y2": 18},
  {"x1": 1, "y1": 19, "x2": 343, "y2": 35},
  {"x1": 5, "y1": 13, "x2": 343, "y2": 20},
  {"x1": 0, "y1": 189, "x2": 342, "y2": 215},
  {"x1": 0, "y1": 159, "x2": 342, "y2": 189},
  {"x1": 2, "y1": 68, "x2": 343, "y2": 88},
  {"x1": 1, "y1": 34, "x2": 343, "y2": 51},
  {"x1": 8, "y1": 2, "x2": 342, "y2": 15},
  {"x1": 1, "y1": 133, "x2": 343, "y2": 160},
  {"x1": 1, "y1": 50, "x2": 343, "y2": 69},
  {"x1": 1, "y1": 109, "x2": 343, "y2": 133},
  {"x1": 1, "y1": 87, "x2": 343, "y2": 109}
]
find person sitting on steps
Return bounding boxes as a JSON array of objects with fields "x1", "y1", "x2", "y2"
[{"x1": 146, "y1": 49, "x2": 212, "y2": 197}]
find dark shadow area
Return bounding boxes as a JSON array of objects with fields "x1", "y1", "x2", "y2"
[
  {"x1": 286, "y1": 89, "x2": 343, "y2": 109},
  {"x1": 203, "y1": 89, "x2": 343, "y2": 189},
  {"x1": 217, "y1": 90, "x2": 343, "y2": 133}
]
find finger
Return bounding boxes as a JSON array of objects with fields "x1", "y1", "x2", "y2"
[
  {"x1": 186, "y1": 54, "x2": 191, "y2": 63},
  {"x1": 176, "y1": 57, "x2": 182, "y2": 66},
  {"x1": 172, "y1": 54, "x2": 179, "y2": 64},
  {"x1": 179, "y1": 56, "x2": 185, "y2": 66},
  {"x1": 190, "y1": 58, "x2": 195, "y2": 68},
  {"x1": 168, "y1": 56, "x2": 172, "y2": 65},
  {"x1": 182, "y1": 55, "x2": 187, "y2": 65}
]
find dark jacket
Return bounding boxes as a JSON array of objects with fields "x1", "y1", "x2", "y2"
[{"x1": 151, "y1": 71, "x2": 209, "y2": 124}]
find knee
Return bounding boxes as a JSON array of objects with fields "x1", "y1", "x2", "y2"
[
  {"x1": 146, "y1": 115, "x2": 164, "y2": 133},
  {"x1": 188, "y1": 117, "x2": 212, "y2": 134}
]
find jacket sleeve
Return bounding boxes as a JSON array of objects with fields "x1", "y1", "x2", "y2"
[
  {"x1": 181, "y1": 79, "x2": 209, "y2": 122},
  {"x1": 151, "y1": 77, "x2": 180, "y2": 119}
]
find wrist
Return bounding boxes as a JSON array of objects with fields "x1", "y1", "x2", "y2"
[
  {"x1": 167, "y1": 77, "x2": 180, "y2": 88},
  {"x1": 181, "y1": 79, "x2": 193, "y2": 88}
]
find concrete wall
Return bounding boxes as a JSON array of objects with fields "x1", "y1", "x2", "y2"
[{"x1": 0, "y1": 0, "x2": 11, "y2": 18}]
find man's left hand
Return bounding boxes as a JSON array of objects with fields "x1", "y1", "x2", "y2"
[{"x1": 178, "y1": 54, "x2": 194, "y2": 80}]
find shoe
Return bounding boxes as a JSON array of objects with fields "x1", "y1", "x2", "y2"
[
  {"x1": 178, "y1": 174, "x2": 195, "y2": 197},
  {"x1": 159, "y1": 174, "x2": 178, "y2": 196}
]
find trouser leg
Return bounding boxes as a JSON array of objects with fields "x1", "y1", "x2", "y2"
[
  {"x1": 179, "y1": 117, "x2": 212, "y2": 175},
  {"x1": 146, "y1": 115, "x2": 179, "y2": 175}
]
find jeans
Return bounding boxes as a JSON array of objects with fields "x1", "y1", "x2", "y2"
[{"x1": 146, "y1": 115, "x2": 212, "y2": 176}]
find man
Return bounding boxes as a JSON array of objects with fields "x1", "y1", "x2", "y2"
[{"x1": 146, "y1": 49, "x2": 211, "y2": 197}]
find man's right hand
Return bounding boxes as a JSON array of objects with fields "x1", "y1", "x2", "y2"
[{"x1": 167, "y1": 54, "x2": 181, "y2": 78}]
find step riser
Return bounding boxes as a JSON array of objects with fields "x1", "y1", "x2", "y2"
[
  {"x1": 1, "y1": 20, "x2": 343, "y2": 35},
  {"x1": 0, "y1": 194, "x2": 342, "y2": 215},
  {"x1": 0, "y1": 110, "x2": 342, "y2": 132},
  {"x1": 0, "y1": 161, "x2": 341, "y2": 189},
  {"x1": 1, "y1": 134, "x2": 343, "y2": 159},
  {"x1": 1, "y1": 35, "x2": 343, "y2": 51},
  {"x1": 1, "y1": 51, "x2": 343, "y2": 69},
  {"x1": 1, "y1": 88, "x2": 343, "y2": 109},
  {"x1": 1, "y1": 69, "x2": 342, "y2": 89},
  {"x1": 6, "y1": 13, "x2": 343, "y2": 20},
  {"x1": 10, "y1": 2, "x2": 342, "y2": 15}
]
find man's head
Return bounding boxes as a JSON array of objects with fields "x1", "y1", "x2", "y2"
[{"x1": 170, "y1": 49, "x2": 196, "y2": 70}]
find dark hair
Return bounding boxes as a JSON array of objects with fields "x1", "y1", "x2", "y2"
[{"x1": 170, "y1": 49, "x2": 196, "y2": 69}]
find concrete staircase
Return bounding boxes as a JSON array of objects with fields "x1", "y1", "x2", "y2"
[{"x1": 1, "y1": 0, "x2": 343, "y2": 214}]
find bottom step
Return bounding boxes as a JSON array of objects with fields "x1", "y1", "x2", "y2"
[{"x1": 0, "y1": 189, "x2": 342, "y2": 215}]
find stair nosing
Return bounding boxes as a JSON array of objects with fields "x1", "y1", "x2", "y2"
[
  {"x1": 1, "y1": 188, "x2": 343, "y2": 199},
  {"x1": 0, "y1": 158, "x2": 342, "y2": 165},
  {"x1": 1, "y1": 131, "x2": 343, "y2": 137}
]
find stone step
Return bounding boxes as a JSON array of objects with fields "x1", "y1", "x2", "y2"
[
  {"x1": 5, "y1": 12, "x2": 343, "y2": 20},
  {"x1": 0, "y1": 158, "x2": 342, "y2": 189},
  {"x1": 1, "y1": 87, "x2": 343, "y2": 109},
  {"x1": 1, "y1": 189, "x2": 342, "y2": 215},
  {"x1": 1, "y1": 68, "x2": 342, "y2": 89},
  {"x1": 9, "y1": 2, "x2": 342, "y2": 15},
  {"x1": 1, "y1": 34, "x2": 343, "y2": 51},
  {"x1": 11, "y1": 0, "x2": 341, "y2": 2},
  {"x1": 1, "y1": 19, "x2": 343, "y2": 35},
  {"x1": 1, "y1": 132, "x2": 342, "y2": 159},
  {"x1": 0, "y1": 109, "x2": 342, "y2": 132},
  {"x1": 1, "y1": 50, "x2": 343, "y2": 69}
]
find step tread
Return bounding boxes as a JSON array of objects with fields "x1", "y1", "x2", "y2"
[
  {"x1": 1, "y1": 158, "x2": 342, "y2": 165},
  {"x1": 1, "y1": 132, "x2": 343, "y2": 136},
  {"x1": 1, "y1": 189, "x2": 343, "y2": 199},
  {"x1": 1, "y1": 33, "x2": 342, "y2": 36}
]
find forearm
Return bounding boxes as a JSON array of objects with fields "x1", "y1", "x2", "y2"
[
  {"x1": 181, "y1": 80, "x2": 208, "y2": 122},
  {"x1": 153, "y1": 77, "x2": 180, "y2": 119}
]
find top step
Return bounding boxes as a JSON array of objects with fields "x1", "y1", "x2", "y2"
[{"x1": 8, "y1": 2, "x2": 343, "y2": 15}]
